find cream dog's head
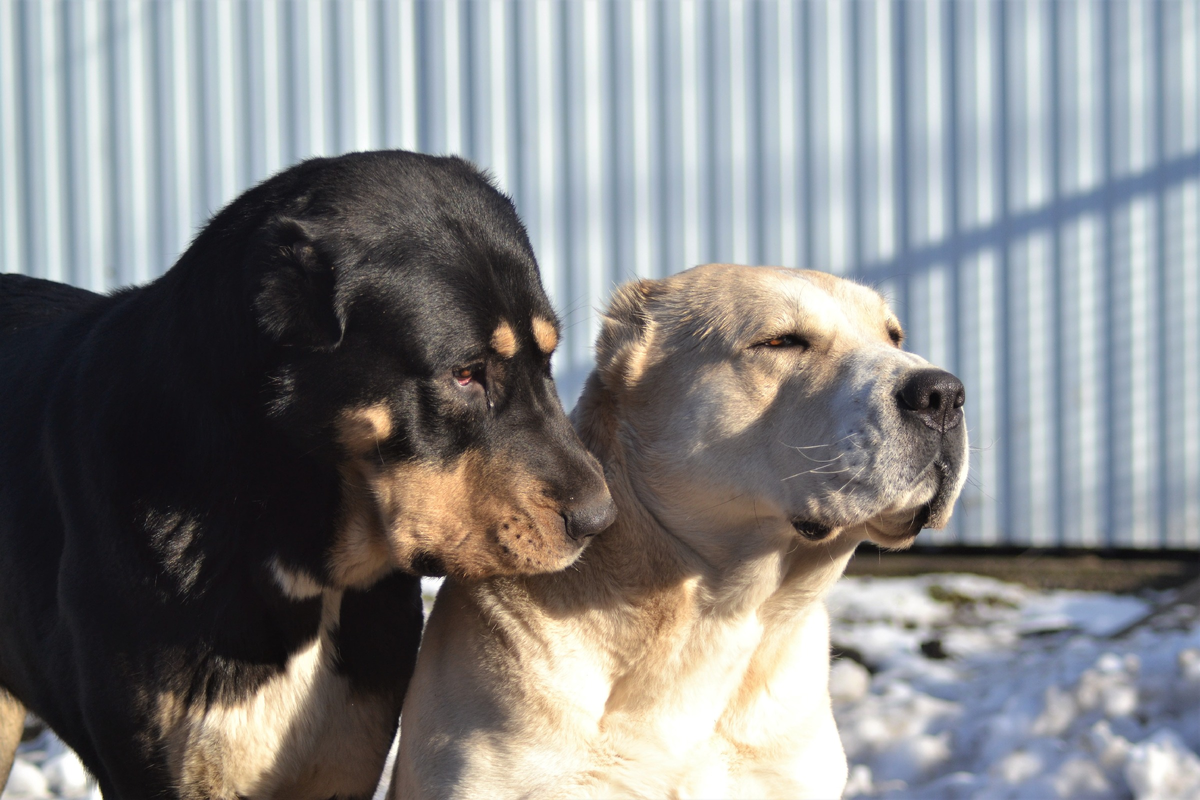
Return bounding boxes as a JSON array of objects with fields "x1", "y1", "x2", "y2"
[{"x1": 591, "y1": 264, "x2": 968, "y2": 553}]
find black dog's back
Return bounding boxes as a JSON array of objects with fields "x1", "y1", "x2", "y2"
[
  {"x1": 0, "y1": 274, "x2": 101, "y2": 788},
  {"x1": 0, "y1": 274, "x2": 100, "y2": 339}
]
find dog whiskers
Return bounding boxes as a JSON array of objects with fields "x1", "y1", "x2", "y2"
[
  {"x1": 793, "y1": 451, "x2": 845, "y2": 464},
  {"x1": 834, "y1": 465, "x2": 867, "y2": 496},
  {"x1": 781, "y1": 462, "x2": 853, "y2": 482},
  {"x1": 558, "y1": 292, "x2": 595, "y2": 321},
  {"x1": 778, "y1": 435, "x2": 857, "y2": 464},
  {"x1": 964, "y1": 427, "x2": 994, "y2": 453},
  {"x1": 963, "y1": 474, "x2": 998, "y2": 503},
  {"x1": 779, "y1": 434, "x2": 855, "y2": 451},
  {"x1": 692, "y1": 492, "x2": 749, "y2": 514},
  {"x1": 560, "y1": 316, "x2": 598, "y2": 333}
]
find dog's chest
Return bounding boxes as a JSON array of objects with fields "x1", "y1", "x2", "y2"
[
  {"x1": 581, "y1": 611, "x2": 846, "y2": 797},
  {"x1": 160, "y1": 592, "x2": 395, "y2": 800}
]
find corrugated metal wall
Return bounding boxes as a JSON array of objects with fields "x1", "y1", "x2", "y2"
[{"x1": 1, "y1": 0, "x2": 1198, "y2": 549}]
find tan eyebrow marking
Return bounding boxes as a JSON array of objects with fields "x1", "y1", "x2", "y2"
[
  {"x1": 532, "y1": 317, "x2": 558, "y2": 354},
  {"x1": 337, "y1": 404, "x2": 393, "y2": 456},
  {"x1": 491, "y1": 321, "x2": 519, "y2": 358}
]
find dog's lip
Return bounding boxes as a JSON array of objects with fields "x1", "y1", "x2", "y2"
[
  {"x1": 860, "y1": 503, "x2": 930, "y2": 545},
  {"x1": 790, "y1": 519, "x2": 835, "y2": 541},
  {"x1": 792, "y1": 459, "x2": 955, "y2": 544},
  {"x1": 896, "y1": 503, "x2": 932, "y2": 538},
  {"x1": 918, "y1": 459, "x2": 956, "y2": 529},
  {"x1": 866, "y1": 465, "x2": 944, "y2": 542}
]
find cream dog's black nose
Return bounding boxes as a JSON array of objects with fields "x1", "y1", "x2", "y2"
[
  {"x1": 564, "y1": 490, "x2": 617, "y2": 540},
  {"x1": 897, "y1": 368, "x2": 965, "y2": 431}
]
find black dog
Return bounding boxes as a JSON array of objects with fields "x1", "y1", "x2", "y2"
[{"x1": 0, "y1": 151, "x2": 614, "y2": 799}]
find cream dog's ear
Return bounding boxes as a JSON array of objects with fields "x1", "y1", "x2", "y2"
[{"x1": 596, "y1": 279, "x2": 660, "y2": 390}]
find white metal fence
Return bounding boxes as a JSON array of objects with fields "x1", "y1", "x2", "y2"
[{"x1": 1, "y1": 0, "x2": 1198, "y2": 549}]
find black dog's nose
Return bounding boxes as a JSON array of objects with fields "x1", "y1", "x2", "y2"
[
  {"x1": 897, "y1": 368, "x2": 965, "y2": 431},
  {"x1": 564, "y1": 490, "x2": 618, "y2": 540}
]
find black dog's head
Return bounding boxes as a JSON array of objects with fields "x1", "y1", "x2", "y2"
[{"x1": 242, "y1": 152, "x2": 614, "y2": 585}]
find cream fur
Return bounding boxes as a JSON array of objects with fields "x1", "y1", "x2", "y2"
[
  {"x1": 391, "y1": 265, "x2": 969, "y2": 799},
  {"x1": 158, "y1": 589, "x2": 396, "y2": 799}
]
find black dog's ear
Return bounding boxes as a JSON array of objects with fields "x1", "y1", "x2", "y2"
[{"x1": 254, "y1": 217, "x2": 344, "y2": 350}]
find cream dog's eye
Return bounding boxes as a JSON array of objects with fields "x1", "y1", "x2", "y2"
[{"x1": 758, "y1": 334, "x2": 808, "y2": 349}]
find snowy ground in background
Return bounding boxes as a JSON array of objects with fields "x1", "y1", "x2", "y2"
[
  {"x1": 830, "y1": 574, "x2": 1200, "y2": 800},
  {"x1": 5, "y1": 574, "x2": 1199, "y2": 800}
]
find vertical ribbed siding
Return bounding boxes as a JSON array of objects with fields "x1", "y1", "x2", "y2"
[{"x1": 1, "y1": 0, "x2": 1197, "y2": 549}]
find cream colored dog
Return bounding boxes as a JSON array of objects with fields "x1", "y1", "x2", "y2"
[{"x1": 391, "y1": 264, "x2": 969, "y2": 799}]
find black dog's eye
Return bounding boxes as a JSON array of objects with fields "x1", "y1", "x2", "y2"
[
  {"x1": 888, "y1": 327, "x2": 904, "y2": 347},
  {"x1": 756, "y1": 334, "x2": 809, "y2": 350},
  {"x1": 454, "y1": 364, "x2": 485, "y2": 387}
]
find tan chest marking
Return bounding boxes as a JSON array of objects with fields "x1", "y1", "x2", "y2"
[{"x1": 159, "y1": 591, "x2": 395, "y2": 800}]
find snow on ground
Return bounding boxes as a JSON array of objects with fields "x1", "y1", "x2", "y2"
[
  {"x1": 4, "y1": 574, "x2": 1199, "y2": 799},
  {"x1": 830, "y1": 573, "x2": 1200, "y2": 800}
]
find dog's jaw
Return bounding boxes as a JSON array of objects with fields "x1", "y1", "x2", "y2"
[{"x1": 799, "y1": 456, "x2": 962, "y2": 551}]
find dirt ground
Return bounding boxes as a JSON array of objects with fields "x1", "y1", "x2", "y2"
[{"x1": 846, "y1": 544, "x2": 1200, "y2": 594}]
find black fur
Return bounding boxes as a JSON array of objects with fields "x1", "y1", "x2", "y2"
[{"x1": 0, "y1": 151, "x2": 610, "y2": 798}]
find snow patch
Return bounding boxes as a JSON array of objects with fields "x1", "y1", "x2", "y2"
[{"x1": 833, "y1": 575, "x2": 1200, "y2": 800}]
